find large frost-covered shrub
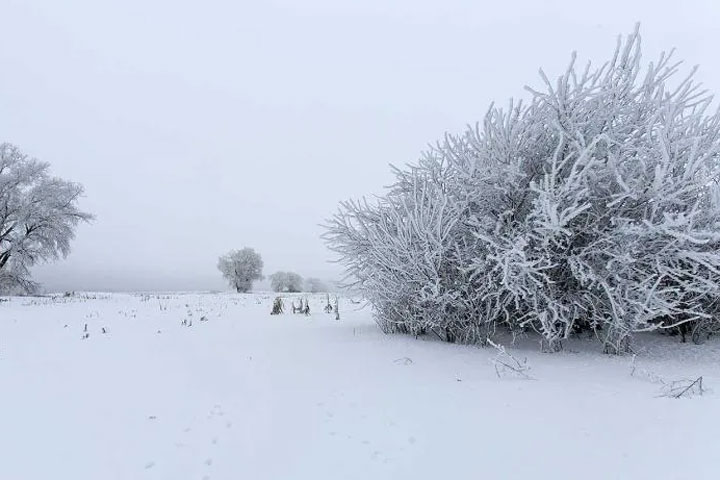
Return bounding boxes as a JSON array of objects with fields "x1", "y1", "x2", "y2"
[{"x1": 325, "y1": 27, "x2": 720, "y2": 353}]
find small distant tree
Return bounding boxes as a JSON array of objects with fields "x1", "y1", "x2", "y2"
[
  {"x1": 0, "y1": 143, "x2": 93, "y2": 293},
  {"x1": 270, "y1": 272, "x2": 286, "y2": 292},
  {"x1": 305, "y1": 277, "x2": 328, "y2": 293},
  {"x1": 217, "y1": 248, "x2": 264, "y2": 293},
  {"x1": 269, "y1": 271, "x2": 303, "y2": 292}
]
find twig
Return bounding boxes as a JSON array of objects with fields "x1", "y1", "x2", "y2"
[
  {"x1": 664, "y1": 377, "x2": 704, "y2": 399},
  {"x1": 487, "y1": 339, "x2": 535, "y2": 380}
]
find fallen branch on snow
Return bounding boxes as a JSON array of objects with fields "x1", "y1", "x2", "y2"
[
  {"x1": 630, "y1": 355, "x2": 705, "y2": 398},
  {"x1": 660, "y1": 377, "x2": 705, "y2": 399}
]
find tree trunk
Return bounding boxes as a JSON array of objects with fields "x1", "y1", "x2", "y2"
[{"x1": 0, "y1": 250, "x2": 9, "y2": 270}]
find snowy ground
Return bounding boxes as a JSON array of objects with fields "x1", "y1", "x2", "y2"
[{"x1": 1, "y1": 292, "x2": 719, "y2": 480}]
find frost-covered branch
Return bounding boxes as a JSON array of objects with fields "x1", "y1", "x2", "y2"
[{"x1": 487, "y1": 339, "x2": 535, "y2": 380}]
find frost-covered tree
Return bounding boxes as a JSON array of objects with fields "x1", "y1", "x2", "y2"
[
  {"x1": 325, "y1": 26, "x2": 720, "y2": 353},
  {"x1": 0, "y1": 143, "x2": 92, "y2": 293},
  {"x1": 305, "y1": 277, "x2": 328, "y2": 293},
  {"x1": 217, "y1": 248, "x2": 264, "y2": 293},
  {"x1": 269, "y1": 271, "x2": 303, "y2": 293}
]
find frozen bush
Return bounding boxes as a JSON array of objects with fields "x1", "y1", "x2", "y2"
[{"x1": 325, "y1": 26, "x2": 720, "y2": 352}]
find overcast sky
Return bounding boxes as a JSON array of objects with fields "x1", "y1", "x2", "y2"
[{"x1": 1, "y1": 0, "x2": 718, "y2": 292}]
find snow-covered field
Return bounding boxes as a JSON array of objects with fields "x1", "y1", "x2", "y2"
[{"x1": 1, "y1": 293, "x2": 719, "y2": 480}]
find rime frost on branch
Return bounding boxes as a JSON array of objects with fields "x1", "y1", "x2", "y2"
[{"x1": 325, "y1": 26, "x2": 720, "y2": 353}]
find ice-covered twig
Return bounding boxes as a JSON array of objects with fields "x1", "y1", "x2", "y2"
[
  {"x1": 661, "y1": 377, "x2": 705, "y2": 399},
  {"x1": 629, "y1": 354, "x2": 667, "y2": 385},
  {"x1": 487, "y1": 339, "x2": 535, "y2": 380},
  {"x1": 630, "y1": 355, "x2": 705, "y2": 398}
]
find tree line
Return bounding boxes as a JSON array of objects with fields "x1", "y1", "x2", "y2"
[{"x1": 217, "y1": 248, "x2": 329, "y2": 293}]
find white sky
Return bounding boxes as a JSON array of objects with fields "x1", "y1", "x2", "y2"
[{"x1": 1, "y1": 0, "x2": 718, "y2": 291}]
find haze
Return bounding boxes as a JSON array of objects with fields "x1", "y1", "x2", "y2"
[{"x1": 1, "y1": 0, "x2": 718, "y2": 292}]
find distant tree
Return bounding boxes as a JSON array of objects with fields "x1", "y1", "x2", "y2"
[
  {"x1": 269, "y1": 271, "x2": 303, "y2": 292},
  {"x1": 0, "y1": 143, "x2": 93, "y2": 293},
  {"x1": 217, "y1": 248, "x2": 264, "y2": 293},
  {"x1": 305, "y1": 277, "x2": 328, "y2": 293}
]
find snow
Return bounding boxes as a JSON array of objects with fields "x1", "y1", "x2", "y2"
[{"x1": 1, "y1": 292, "x2": 718, "y2": 479}]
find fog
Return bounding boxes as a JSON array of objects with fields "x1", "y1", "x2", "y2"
[{"x1": 1, "y1": 0, "x2": 718, "y2": 291}]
